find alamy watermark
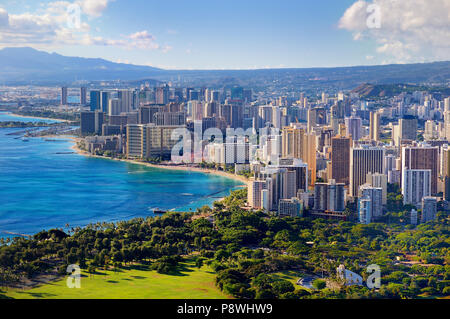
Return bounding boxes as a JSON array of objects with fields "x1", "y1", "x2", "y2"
[
  {"x1": 66, "y1": 264, "x2": 81, "y2": 288},
  {"x1": 366, "y1": 3, "x2": 381, "y2": 29},
  {"x1": 337, "y1": 264, "x2": 381, "y2": 288},
  {"x1": 67, "y1": 3, "x2": 81, "y2": 30},
  {"x1": 171, "y1": 125, "x2": 279, "y2": 165}
]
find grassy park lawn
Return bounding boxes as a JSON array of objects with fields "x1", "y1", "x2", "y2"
[{"x1": 2, "y1": 258, "x2": 230, "y2": 299}]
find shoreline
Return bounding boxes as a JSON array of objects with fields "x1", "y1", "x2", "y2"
[
  {"x1": 6, "y1": 112, "x2": 70, "y2": 123},
  {"x1": 1, "y1": 112, "x2": 248, "y2": 186},
  {"x1": 0, "y1": 133, "x2": 247, "y2": 240},
  {"x1": 70, "y1": 140, "x2": 249, "y2": 185}
]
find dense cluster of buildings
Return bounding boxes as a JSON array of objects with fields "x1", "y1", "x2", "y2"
[{"x1": 75, "y1": 84, "x2": 449, "y2": 224}]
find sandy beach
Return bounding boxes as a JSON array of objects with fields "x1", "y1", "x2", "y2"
[
  {"x1": 10, "y1": 113, "x2": 71, "y2": 123},
  {"x1": 69, "y1": 138, "x2": 249, "y2": 186}
]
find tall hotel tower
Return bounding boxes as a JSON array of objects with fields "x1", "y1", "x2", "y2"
[
  {"x1": 350, "y1": 146, "x2": 384, "y2": 197},
  {"x1": 401, "y1": 145, "x2": 439, "y2": 195}
]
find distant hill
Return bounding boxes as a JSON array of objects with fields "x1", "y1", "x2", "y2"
[
  {"x1": 351, "y1": 83, "x2": 450, "y2": 99},
  {"x1": 153, "y1": 62, "x2": 450, "y2": 92},
  {"x1": 0, "y1": 47, "x2": 163, "y2": 84}
]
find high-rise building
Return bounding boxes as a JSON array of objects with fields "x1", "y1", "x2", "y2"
[
  {"x1": 345, "y1": 116, "x2": 362, "y2": 141},
  {"x1": 154, "y1": 112, "x2": 186, "y2": 126},
  {"x1": 211, "y1": 90, "x2": 220, "y2": 102},
  {"x1": 421, "y1": 197, "x2": 437, "y2": 223},
  {"x1": 94, "y1": 111, "x2": 104, "y2": 135},
  {"x1": 243, "y1": 89, "x2": 252, "y2": 103},
  {"x1": 118, "y1": 90, "x2": 133, "y2": 112},
  {"x1": 359, "y1": 184, "x2": 383, "y2": 220},
  {"x1": 388, "y1": 169, "x2": 401, "y2": 184},
  {"x1": 126, "y1": 124, "x2": 185, "y2": 160},
  {"x1": 278, "y1": 198, "x2": 303, "y2": 217},
  {"x1": 174, "y1": 88, "x2": 184, "y2": 102},
  {"x1": 442, "y1": 146, "x2": 450, "y2": 201},
  {"x1": 402, "y1": 169, "x2": 431, "y2": 206},
  {"x1": 410, "y1": 209, "x2": 418, "y2": 225},
  {"x1": 366, "y1": 172, "x2": 387, "y2": 205},
  {"x1": 193, "y1": 101, "x2": 206, "y2": 121},
  {"x1": 272, "y1": 106, "x2": 282, "y2": 129},
  {"x1": 399, "y1": 117, "x2": 418, "y2": 141},
  {"x1": 369, "y1": 111, "x2": 381, "y2": 141},
  {"x1": 108, "y1": 99, "x2": 121, "y2": 116},
  {"x1": 61, "y1": 87, "x2": 68, "y2": 105},
  {"x1": 248, "y1": 179, "x2": 268, "y2": 209},
  {"x1": 424, "y1": 120, "x2": 438, "y2": 140},
  {"x1": 102, "y1": 124, "x2": 122, "y2": 136},
  {"x1": 384, "y1": 154, "x2": 396, "y2": 175},
  {"x1": 80, "y1": 111, "x2": 95, "y2": 135},
  {"x1": 358, "y1": 196, "x2": 372, "y2": 224},
  {"x1": 80, "y1": 87, "x2": 87, "y2": 105},
  {"x1": 230, "y1": 102, "x2": 244, "y2": 128},
  {"x1": 401, "y1": 145, "x2": 439, "y2": 195},
  {"x1": 307, "y1": 107, "x2": 326, "y2": 133},
  {"x1": 203, "y1": 102, "x2": 217, "y2": 118},
  {"x1": 189, "y1": 90, "x2": 200, "y2": 101},
  {"x1": 445, "y1": 97, "x2": 450, "y2": 112},
  {"x1": 282, "y1": 125, "x2": 301, "y2": 158},
  {"x1": 101, "y1": 91, "x2": 110, "y2": 113},
  {"x1": 90, "y1": 90, "x2": 101, "y2": 111},
  {"x1": 331, "y1": 136, "x2": 351, "y2": 185},
  {"x1": 132, "y1": 90, "x2": 140, "y2": 109},
  {"x1": 156, "y1": 85, "x2": 170, "y2": 104},
  {"x1": 281, "y1": 125, "x2": 316, "y2": 185},
  {"x1": 258, "y1": 106, "x2": 273, "y2": 128},
  {"x1": 350, "y1": 146, "x2": 384, "y2": 197},
  {"x1": 230, "y1": 87, "x2": 244, "y2": 100},
  {"x1": 255, "y1": 159, "x2": 308, "y2": 210},
  {"x1": 314, "y1": 179, "x2": 346, "y2": 212},
  {"x1": 138, "y1": 105, "x2": 162, "y2": 124}
]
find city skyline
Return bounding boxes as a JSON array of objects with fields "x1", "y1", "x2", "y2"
[
  {"x1": 0, "y1": 0, "x2": 449, "y2": 304},
  {"x1": 0, "y1": 0, "x2": 449, "y2": 70}
]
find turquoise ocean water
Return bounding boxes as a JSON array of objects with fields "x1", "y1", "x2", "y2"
[{"x1": 0, "y1": 112, "x2": 241, "y2": 238}]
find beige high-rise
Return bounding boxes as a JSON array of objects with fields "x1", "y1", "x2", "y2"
[
  {"x1": 282, "y1": 125, "x2": 316, "y2": 186},
  {"x1": 369, "y1": 112, "x2": 381, "y2": 141}
]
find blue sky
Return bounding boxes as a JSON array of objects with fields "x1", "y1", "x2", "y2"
[{"x1": 0, "y1": 0, "x2": 448, "y2": 69}]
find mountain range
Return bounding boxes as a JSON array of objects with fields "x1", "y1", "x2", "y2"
[
  {"x1": 0, "y1": 47, "x2": 449, "y2": 90},
  {"x1": 0, "y1": 47, "x2": 162, "y2": 84}
]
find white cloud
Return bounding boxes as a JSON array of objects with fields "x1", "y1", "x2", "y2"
[
  {"x1": 0, "y1": 3, "x2": 169, "y2": 53},
  {"x1": 338, "y1": 0, "x2": 450, "y2": 63},
  {"x1": 127, "y1": 30, "x2": 160, "y2": 50},
  {"x1": 77, "y1": 0, "x2": 111, "y2": 17}
]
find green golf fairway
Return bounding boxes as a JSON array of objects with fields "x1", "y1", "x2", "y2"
[{"x1": 2, "y1": 259, "x2": 230, "y2": 299}]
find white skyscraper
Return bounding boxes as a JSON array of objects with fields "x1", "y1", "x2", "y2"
[
  {"x1": 359, "y1": 184, "x2": 383, "y2": 220},
  {"x1": 402, "y1": 169, "x2": 431, "y2": 206},
  {"x1": 358, "y1": 196, "x2": 372, "y2": 224}
]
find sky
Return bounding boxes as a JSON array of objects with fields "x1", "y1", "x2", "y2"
[{"x1": 0, "y1": 0, "x2": 448, "y2": 69}]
